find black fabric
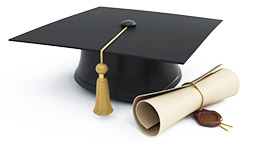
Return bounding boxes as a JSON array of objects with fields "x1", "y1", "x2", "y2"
[{"x1": 10, "y1": 7, "x2": 221, "y2": 64}]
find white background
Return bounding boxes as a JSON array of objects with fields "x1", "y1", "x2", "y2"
[{"x1": 1, "y1": 0, "x2": 259, "y2": 144}]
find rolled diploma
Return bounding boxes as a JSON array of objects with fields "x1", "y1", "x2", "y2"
[{"x1": 133, "y1": 68, "x2": 239, "y2": 136}]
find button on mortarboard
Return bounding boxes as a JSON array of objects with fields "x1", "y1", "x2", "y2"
[
  {"x1": 9, "y1": 7, "x2": 222, "y2": 103},
  {"x1": 121, "y1": 20, "x2": 136, "y2": 27}
]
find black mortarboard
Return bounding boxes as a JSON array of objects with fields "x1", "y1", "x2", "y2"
[{"x1": 10, "y1": 7, "x2": 222, "y2": 114}]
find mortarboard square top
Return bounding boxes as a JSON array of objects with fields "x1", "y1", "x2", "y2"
[
  {"x1": 10, "y1": 6, "x2": 221, "y2": 64},
  {"x1": 10, "y1": 7, "x2": 222, "y2": 102}
]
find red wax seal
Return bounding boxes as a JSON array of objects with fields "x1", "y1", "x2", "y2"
[{"x1": 194, "y1": 109, "x2": 223, "y2": 127}]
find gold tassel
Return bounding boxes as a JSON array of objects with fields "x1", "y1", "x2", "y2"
[
  {"x1": 93, "y1": 63, "x2": 113, "y2": 116},
  {"x1": 93, "y1": 27, "x2": 128, "y2": 116}
]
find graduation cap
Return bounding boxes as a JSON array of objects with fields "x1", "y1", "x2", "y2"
[{"x1": 10, "y1": 7, "x2": 222, "y2": 116}]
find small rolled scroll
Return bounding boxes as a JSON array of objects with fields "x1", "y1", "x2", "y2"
[{"x1": 132, "y1": 65, "x2": 239, "y2": 136}]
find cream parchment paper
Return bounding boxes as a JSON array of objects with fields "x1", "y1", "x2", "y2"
[{"x1": 132, "y1": 65, "x2": 240, "y2": 136}]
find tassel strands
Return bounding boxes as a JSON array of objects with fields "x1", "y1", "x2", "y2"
[{"x1": 93, "y1": 63, "x2": 113, "y2": 115}]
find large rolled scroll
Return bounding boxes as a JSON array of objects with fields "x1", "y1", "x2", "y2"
[{"x1": 133, "y1": 65, "x2": 239, "y2": 136}]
